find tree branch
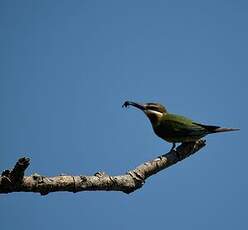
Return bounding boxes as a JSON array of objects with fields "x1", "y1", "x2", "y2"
[{"x1": 0, "y1": 140, "x2": 206, "y2": 195}]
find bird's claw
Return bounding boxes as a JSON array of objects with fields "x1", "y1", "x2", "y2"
[{"x1": 170, "y1": 143, "x2": 176, "y2": 152}]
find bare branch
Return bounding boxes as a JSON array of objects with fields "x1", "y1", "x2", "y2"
[{"x1": 0, "y1": 140, "x2": 206, "y2": 195}]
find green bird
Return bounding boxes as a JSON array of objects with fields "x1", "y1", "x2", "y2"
[{"x1": 122, "y1": 101, "x2": 239, "y2": 151}]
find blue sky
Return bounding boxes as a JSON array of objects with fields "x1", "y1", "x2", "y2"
[{"x1": 0, "y1": 1, "x2": 247, "y2": 229}]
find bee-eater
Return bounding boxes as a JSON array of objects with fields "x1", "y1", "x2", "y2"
[{"x1": 122, "y1": 101, "x2": 239, "y2": 151}]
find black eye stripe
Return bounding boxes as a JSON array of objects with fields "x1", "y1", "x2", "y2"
[
  {"x1": 148, "y1": 106, "x2": 159, "y2": 110},
  {"x1": 145, "y1": 103, "x2": 167, "y2": 113},
  {"x1": 147, "y1": 105, "x2": 162, "y2": 112}
]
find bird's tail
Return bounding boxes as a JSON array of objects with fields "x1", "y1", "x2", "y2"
[
  {"x1": 211, "y1": 127, "x2": 240, "y2": 133},
  {"x1": 193, "y1": 122, "x2": 240, "y2": 133}
]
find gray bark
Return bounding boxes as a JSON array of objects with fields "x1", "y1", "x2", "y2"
[{"x1": 0, "y1": 140, "x2": 206, "y2": 195}]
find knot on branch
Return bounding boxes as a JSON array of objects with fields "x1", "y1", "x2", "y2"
[
  {"x1": 32, "y1": 173, "x2": 45, "y2": 183},
  {"x1": 0, "y1": 157, "x2": 30, "y2": 193},
  {"x1": 94, "y1": 171, "x2": 108, "y2": 177},
  {"x1": 125, "y1": 169, "x2": 145, "y2": 194}
]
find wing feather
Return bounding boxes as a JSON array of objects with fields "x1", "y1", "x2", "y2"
[{"x1": 159, "y1": 114, "x2": 207, "y2": 137}]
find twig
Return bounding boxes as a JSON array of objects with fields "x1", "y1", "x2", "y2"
[{"x1": 0, "y1": 140, "x2": 206, "y2": 195}]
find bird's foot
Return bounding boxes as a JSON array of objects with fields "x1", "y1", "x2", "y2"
[
  {"x1": 170, "y1": 143, "x2": 182, "y2": 161},
  {"x1": 175, "y1": 151, "x2": 182, "y2": 161},
  {"x1": 170, "y1": 143, "x2": 176, "y2": 152}
]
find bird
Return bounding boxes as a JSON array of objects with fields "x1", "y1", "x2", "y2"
[{"x1": 122, "y1": 101, "x2": 239, "y2": 151}]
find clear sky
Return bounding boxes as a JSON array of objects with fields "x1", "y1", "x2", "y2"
[{"x1": 0, "y1": 1, "x2": 247, "y2": 229}]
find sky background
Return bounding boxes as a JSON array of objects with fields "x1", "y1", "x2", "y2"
[{"x1": 0, "y1": 1, "x2": 247, "y2": 229}]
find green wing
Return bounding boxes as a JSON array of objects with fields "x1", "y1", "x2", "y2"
[{"x1": 155, "y1": 113, "x2": 208, "y2": 142}]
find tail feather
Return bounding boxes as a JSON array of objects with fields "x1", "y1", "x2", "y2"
[
  {"x1": 193, "y1": 122, "x2": 240, "y2": 133},
  {"x1": 211, "y1": 127, "x2": 240, "y2": 133}
]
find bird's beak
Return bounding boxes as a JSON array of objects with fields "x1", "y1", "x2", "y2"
[{"x1": 122, "y1": 101, "x2": 146, "y2": 111}]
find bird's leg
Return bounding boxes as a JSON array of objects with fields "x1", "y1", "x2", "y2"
[
  {"x1": 170, "y1": 143, "x2": 176, "y2": 152},
  {"x1": 170, "y1": 143, "x2": 182, "y2": 160}
]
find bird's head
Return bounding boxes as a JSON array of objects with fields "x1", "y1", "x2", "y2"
[{"x1": 122, "y1": 101, "x2": 167, "y2": 126}]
